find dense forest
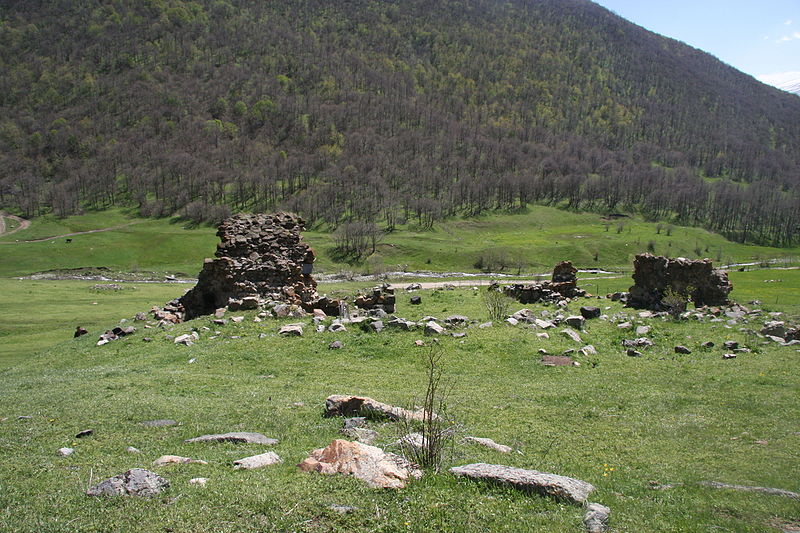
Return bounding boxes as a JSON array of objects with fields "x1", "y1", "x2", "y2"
[{"x1": 1, "y1": 0, "x2": 799, "y2": 245}]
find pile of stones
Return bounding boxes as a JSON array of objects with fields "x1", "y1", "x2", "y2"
[
  {"x1": 503, "y1": 261, "x2": 587, "y2": 304},
  {"x1": 354, "y1": 284, "x2": 396, "y2": 313}
]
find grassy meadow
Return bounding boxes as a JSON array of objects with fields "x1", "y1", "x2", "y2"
[
  {"x1": 2, "y1": 207, "x2": 799, "y2": 278},
  {"x1": 0, "y1": 208, "x2": 798, "y2": 532},
  {"x1": 0, "y1": 288, "x2": 798, "y2": 532}
]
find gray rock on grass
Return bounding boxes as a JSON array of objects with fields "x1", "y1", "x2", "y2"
[
  {"x1": 583, "y1": 502, "x2": 611, "y2": 533},
  {"x1": 464, "y1": 436, "x2": 512, "y2": 453},
  {"x1": 424, "y1": 321, "x2": 445, "y2": 335},
  {"x1": 86, "y1": 468, "x2": 169, "y2": 497},
  {"x1": 233, "y1": 451, "x2": 283, "y2": 470},
  {"x1": 565, "y1": 316, "x2": 586, "y2": 329},
  {"x1": 622, "y1": 338, "x2": 653, "y2": 348},
  {"x1": 279, "y1": 324, "x2": 303, "y2": 336},
  {"x1": 580, "y1": 306, "x2": 601, "y2": 319},
  {"x1": 342, "y1": 426, "x2": 379, "y2": 445},
  {"x1": 449, "y1": 463, "x2": 594, "y2": 504},
  {"x1": 184, "y1": 432, "x2": 278, "y2": 445},
  {"x1": 152, "y1": 455, "x2": 208, "y2": 466},
  {"x1": 561, "y1": 328, "x2": 583, "y2": 343}
]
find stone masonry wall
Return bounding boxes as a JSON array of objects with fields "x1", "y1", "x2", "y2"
[{"x1": 627, "y1": 253, "x2": 732, "y2": 310}]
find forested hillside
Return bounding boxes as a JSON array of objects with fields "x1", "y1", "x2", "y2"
[{"x1": 1, "y1": 0, "x2": 799, "y2": 244}]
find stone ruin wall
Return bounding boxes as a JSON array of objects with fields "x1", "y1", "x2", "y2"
[
  {"x1": 627, "y1": 253, "x2": 732, "y2": 310},
  {"x1": 503, "y1": 261, "x2": 586, "y2": 303},
  {"x1": 154, "y1": 213, "x2": 341, "y2": 322}
]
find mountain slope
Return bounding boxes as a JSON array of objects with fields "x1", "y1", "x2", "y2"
[{"x1": 0, "y1": 0, "x2": 798, "y2": 244}]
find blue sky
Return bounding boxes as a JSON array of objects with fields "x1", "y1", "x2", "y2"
[{"x1": 592, "y1": 0, "x2": 800, "y2": 89}]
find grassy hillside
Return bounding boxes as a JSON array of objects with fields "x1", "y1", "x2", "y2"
[
  {"x1": 0, "y1": 288, "x2": 798, "y2": 532},
  {"x1": 3, "y1": 0, "x2": 800, "y2": 246},
  {"x1": 1, "y1": 207, "x2": 798, "y2": 279}
]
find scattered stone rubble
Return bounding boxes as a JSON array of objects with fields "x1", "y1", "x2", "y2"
[
  {"x1": 627, "y1": 254, "x2": 732, "y2": 310},
  {"x1": 354, "y1": 284, "x2": 396, "y2": 313},
  {"x1": 503, "y1": 261, "x2": 586, "y2": 304},
  {"x1": 96, "y1": 325, "x2": 135, "y2": 346}
]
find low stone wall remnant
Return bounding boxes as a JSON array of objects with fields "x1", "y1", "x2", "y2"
[
  {"x1": 503, "y1": 261, "x2": 586, "y2": 304},
  {"x1": 627, "y1": 253, "x2": 732, "y2": 310}
]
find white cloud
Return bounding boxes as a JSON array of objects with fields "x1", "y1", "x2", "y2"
[
  {"x1": 756, "y1": 71, "x2": 800, "y2": 89},
  {"x1": 785, "y1": 19, "x2": 793, "y2": 26},
  {"x1": 776, "y1": 31, "x2": 800, "y2": 42}
]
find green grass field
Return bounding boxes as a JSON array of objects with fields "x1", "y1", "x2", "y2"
[
  {"x1": 1, "y1": 207, "x2": 798, "y2": 531},
  {"x1": 0, "y1": 287, "x2": 798, "y2": 532},
  {"x1": 1, "y1": 207, "x2": 798, "y2": 278}
]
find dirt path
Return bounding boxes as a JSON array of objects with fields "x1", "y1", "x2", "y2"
[
  {"x1": 388, "y1": 275, "x2": 623, "y2": 290},
  {"x1": 0, "y1": 213, "x2": 31, "y2": 238},
  {"x1": 0, "y1": 220, "x2": 141, "y2": 244}
]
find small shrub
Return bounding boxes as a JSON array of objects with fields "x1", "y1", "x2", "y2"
[
  {"x1": 662, "y1": 286, "x2": 693, "y2": 319},
  {"x1": 399, "y1": 344, "x2": 454, "y2": 471},
  {"x1": 482, "y1": 286, "x2": 512, "y2": 321},
  {"x1": 647, "y1": 241, "x2": 656, "y2": 253}
]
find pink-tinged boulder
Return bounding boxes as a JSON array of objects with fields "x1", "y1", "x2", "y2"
[{"x1": 298, "y1": 439, "x2": 422, "y2": 489}]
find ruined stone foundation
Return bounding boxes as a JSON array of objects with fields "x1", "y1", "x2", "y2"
[{"x1": 627, "y1": 253, "x2": 732, "y2": 310}]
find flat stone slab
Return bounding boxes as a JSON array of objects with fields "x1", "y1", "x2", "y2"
[
  {"x1": 152, "y1": 455, "x2": 208, "y2": 466},
  {"x1": 464, "y1": 437, "x2": 512, "y2": 453},
  {"x1": 86, "y1": 468, "x2": 169, "y2": 497},
  {"x1": 184, "y1": 432, "x2": 278, "y2": 445},
  {"x1": 325, "y1": 394, "x2": 434, "y2": 422},
  {"x1": 233, "y1": 451, "x2": 283, "y2": 470},
  {"x1": 449, "y1": 463, "x2": 594, "y2": 504},
  {"x1": 561, "y1": 328, "x2": 583, "y2": 343},
  {"x1": 541, "y1": 355, "x2": 575, "y2": 367}
]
